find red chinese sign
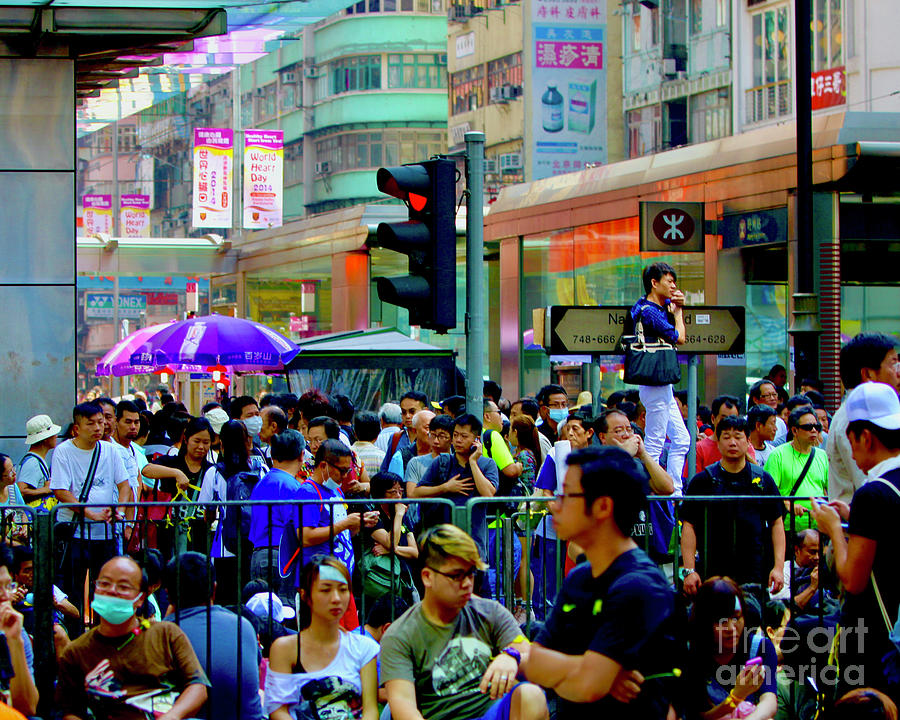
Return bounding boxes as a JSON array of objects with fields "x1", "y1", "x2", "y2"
[{"x1": 811, "y1": 66, "x2": 846, "y2": 111}]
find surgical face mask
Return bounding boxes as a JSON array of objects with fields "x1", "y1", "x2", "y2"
[
  {"x1": 323, "y1": 477, "x2": 341, "y2": 493},
  {"x1": 243, "y1": 416, "x2": 263, "y2": 436},
  {"x1": 548, "y1": 408, "x2": 568, "y2": 425},
  {"x1": 91, "y1": 593, "x2": 140, "y2": 625}
]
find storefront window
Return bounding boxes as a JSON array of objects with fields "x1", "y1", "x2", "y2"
[
  {"x1": 840, "y1": 286, "x2": 900, "y2": 340},
  {"x1": 245, "y1": 259, "x2": 333, "y2": 341}
]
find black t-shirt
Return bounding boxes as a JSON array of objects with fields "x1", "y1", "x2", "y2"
[
  {"x1": 151, "y1": 454, "x2": 211, "y2": 500},
  {"x1": 536, "y1": 548, "x2": 677, "y2": 720},
  {"x1": 680, "y1": 462, "x2": 784, "y2": 585},
  {"x1": 844, "y1": 467, "x2": 900, "y2": 669}
]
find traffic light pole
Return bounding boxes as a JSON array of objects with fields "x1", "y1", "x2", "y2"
[{"x1": 464, "y1": 131, "x2": 486, "y2": 417}]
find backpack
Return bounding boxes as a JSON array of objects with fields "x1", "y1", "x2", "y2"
[{"x1": 216, "y1": 467, "x2": 260, "y2": 554}]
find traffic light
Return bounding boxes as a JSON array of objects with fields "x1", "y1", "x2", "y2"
[{"x1": 368, "y1": 158, "x2": 457, "y2": 333}]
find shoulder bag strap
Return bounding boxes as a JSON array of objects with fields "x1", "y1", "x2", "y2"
[
  {"x1": 23, "y1": 453, "x2": 50, "y2": 482},
  {"x1": 788, "y1": 449, "x2": 817, "y2": 497},
  {"x1": 78, "y1": 444, "x2": 102, "y2": 504},
  {"x1": 868, "y1": 476, "x2": 900, "y2": 631}
]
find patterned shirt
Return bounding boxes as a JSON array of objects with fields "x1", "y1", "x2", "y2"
[{"x1": 629, "y1": 297, "x2": 679, "y2": 344}]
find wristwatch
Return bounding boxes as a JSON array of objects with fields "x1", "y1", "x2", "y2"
[
  {"x1": 501, "y1": 647, "x2": 522, "y2": 666},
  {"x1": 679, "y1": 568, "x2": 696, "y2": 581}
]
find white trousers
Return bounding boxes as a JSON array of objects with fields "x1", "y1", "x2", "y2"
[{"x1": 639, "y1": 384, "x2": 691, "y2": 495}]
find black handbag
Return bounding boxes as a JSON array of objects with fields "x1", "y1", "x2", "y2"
[{"x1": 621, "y1": 310, "x2": 681, "y2": 386}]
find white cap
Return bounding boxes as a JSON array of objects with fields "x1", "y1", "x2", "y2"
[
  {"x1": 845, "y1": 382, "x2": 900, "y2": 430},
  {"x1": 204, "y1": 407, "x2": 230, "y2": 435},
  {"x1": 245, "y1": 592, "x2": 295, "y2": 622},
  {"x1": 25, "y1": 415, "x2": 61, "y2": 445}
]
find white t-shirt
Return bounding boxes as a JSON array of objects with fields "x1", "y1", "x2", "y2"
[
  {"x1": 113, "y1": 441, "x2": 147, "y2": 502},
  {"x1": 264, "y1": 631, "x2": 379, "y2": 717},
  {"x1": 49, "y1": 440, "x2": 128, "y2": 540}
]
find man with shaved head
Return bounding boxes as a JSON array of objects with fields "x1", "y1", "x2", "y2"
[{"x1": 56, "y1": 555, "x2": 209, "y2": 720}]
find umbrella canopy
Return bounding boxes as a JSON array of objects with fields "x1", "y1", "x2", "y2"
[
  {"x1": 129, "y1": 313, "x2": 300, "y2": 368},
  {"x1": 96, "y1": 321, "x2": 178, "y2": 377}
]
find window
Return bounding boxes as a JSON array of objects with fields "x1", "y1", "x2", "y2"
[
  {"x1": 650, "y1": 7, "x2": 659, "y2": 46},
  {"x1": 450, "y1": 65, "x2": 484, "y2": 115},
  {"x1": 387, "y1": 54, "x2": 448, "y2": 89},
  {"x1": 330, "y1": 56, "x2": 382, "y2": 95},
  {"x1": 748, "y1": 5, "x2": 792, "y2": 122},
  {"x1": 626, "y1": 105, "x2": 661, "y2": 158},
  {"x1": 691, "y1": 0, "x2": 702, "y2": 35},
  {"x1": 716, "y1": 0, "x2": 728, "y2": 27},
  {"x1": 690, "y1": 88, "x2": 731, "y2": 143},
  {"x1": 285, "y1": 141, "x2": 303, "y2": 186},
  {"x1": 314, "y1": 130, "x2": 444, "y2": 173},
  {"x1": 812, "y1": 0, "x2": 842, "y2": 71},
  {"x1": 631, "y1": 10, "x2": 641, "y2": 51},
  {"x1": 343, "y1": 0, "x2": 441, "y2": 13},
  {"x1": 487, "y1": 53, "x2": 523, "y2": 102},
  {"x1": 241, "y1": 93, "x2": 253, "y2": 128}
]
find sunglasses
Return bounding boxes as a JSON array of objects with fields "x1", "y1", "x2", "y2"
[{"x1": 797, "y1": 422, "x2": 823, "y2": 432}]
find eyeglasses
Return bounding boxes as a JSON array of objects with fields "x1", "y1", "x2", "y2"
[
  {"x1": 427, "y1": 565, "x2": 478, "y2": 583},
  {"x1": 759, "y1": 392, "x2": 779, "y2": 400},
  {"x1": 797, "y1": 422, "x2": 823, "y2": 432},
  {"x1": 429, "y1": 431, "x2": 451, "y2": 441},
  {"x1": 0, "y1": 582, "x2": 18, "y2": 594},
  {"x1": 553, "y1": 492, "x2": 586, "y2": 502},
  {"x1": 95, "y1": 579, "x2": 140, "y2": 597},
  {"x1": 327, "y1": 462, "x2": 353, "y2": 477}
]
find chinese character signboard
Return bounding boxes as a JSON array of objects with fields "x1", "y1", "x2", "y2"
[
  {"x1": 192, "y1": 128, "x2": 233, "y2": 228},
  {"x1": 528, "y1": 0, "x2": 606, "y2": 180},
  {"x1": 811, "y1": 66, "x2": 846, "y2": 111},
  {"x1": 83, "y1": 195, "x2": 113, "y2": 235},
  {"x1": 120, "y1": 194, "x2": 151, "y2": 238},
  {"x1": 721, "y1": 207, "x2": 787, "y2": 248},
  {"x1": 243, "y1": 129, "x2": 283, "y2": 229}
]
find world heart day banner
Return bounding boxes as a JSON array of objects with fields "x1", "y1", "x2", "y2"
[
  {"x1": 192, "y1": 128, "x2": 233, "y2": 228},
  {"x1": 243, "y1": 129, "x2": 283, "y2": 229}
]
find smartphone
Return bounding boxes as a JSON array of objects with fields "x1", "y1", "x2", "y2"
[{"x1": 744, "y1": 657, "x2": 763, "y2": 667}]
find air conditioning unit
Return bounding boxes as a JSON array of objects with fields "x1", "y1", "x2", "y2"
[
  {"x1": 499, "y1": 152, "x2": 523, "y2": 171},
  {"x1": 489, "y1": 86, "x2": 502, "y2": 103},
  {"x1": 282, "y1": 71, "x2": 297, "y2": 84},
  {"x1": 483, "y1": 159, "x2": 498, "y2": 174},
  {"x1": 662, "y1": 58, "x2": 677, "y2": 77},
  {"x1": 500, "y1": 84, "x2": 515, "y2": 100},
  {"x1": 315, "y1": 161, "x2": 331, "y2": 175},
  {"x1": 304, "y1": 67, "x2": 317, "y2": 79}
]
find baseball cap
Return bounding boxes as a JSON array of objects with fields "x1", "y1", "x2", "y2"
[
  {"x1": 245, "y1": 591, "x2": 295, "y2": 622},
  {"x1": 204, "y1": 407, "x2": 229, "y2": 435},
  {"x1": 24, "y1": 415, "x2": 61, "y2": 445},
  {"x1": 845, "y1": 382, "x2": 900, "y2": 430}
]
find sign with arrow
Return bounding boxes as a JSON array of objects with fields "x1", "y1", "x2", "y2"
[{"x1": 548, "y1": 305, "x2": 745, "y2": 355}]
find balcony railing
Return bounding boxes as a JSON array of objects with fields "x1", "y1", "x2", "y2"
[{"x1": 745, "y1": 79, "x2": 792, "y2": 124}]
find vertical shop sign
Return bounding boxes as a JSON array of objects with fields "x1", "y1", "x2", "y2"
[
  {"x1": 528, "y1": 0, "x2": 606, "y2": 180},
  {"x1": 243, "y1": 129, "x2": 283, "y2": 229},
  {"x1": 192, "y1": 128, "x2": 233, "y2": 228},
  {"x1": 120, "y1": 194, "x2": 151, "y2": 238},
  {"x1": 83, "y1": 195, "x2": 113, "y2": 235}
]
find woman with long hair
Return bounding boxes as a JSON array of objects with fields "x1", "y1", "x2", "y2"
[
  {"x1": 265, "y1": 556, "x2": 378, "y2": 720},
  {"x1": 509, "y1": 416, "x2": 541, "y2": 622},
  {"x1": 149, "y1": 416, "x2": 214, "y2": 557},
  {"x1": 199, "y1": 419, "x2": 267, "y2": 604},
  {"x1": 685, "y1": 576, "x2": 777, "y2": 720}
]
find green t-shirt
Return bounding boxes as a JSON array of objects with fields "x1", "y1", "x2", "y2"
[
  {"x1": 483, "y1": 429, "x2": 513, "y2": 472},
  {"x1": 380, "y1": 595, "x2": 521, "y2": 720},
  {"x1": 764, "y1": 444, "x2": 828, "y2": 530}
]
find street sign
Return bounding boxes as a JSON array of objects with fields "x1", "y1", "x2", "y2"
[
  {"x1": 639, "y1": 201, "x2": 705, "y2": 252},
  {"x1": 548, "y1": 305, "x2": 745, "y2": 355}
]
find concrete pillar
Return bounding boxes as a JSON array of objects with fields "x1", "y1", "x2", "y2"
[
  {"x1": 331, "y1": 250, "x2": 370, "y2": 332},
  {"x1": 0, "y1": 58, "x2": 76, "y2": 455}
]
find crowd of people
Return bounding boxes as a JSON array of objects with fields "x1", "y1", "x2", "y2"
[{"x1": 0, "y1": 276, "x2": 896, "y2": 717}]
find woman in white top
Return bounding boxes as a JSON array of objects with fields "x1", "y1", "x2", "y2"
[{"x1": 265, "y1": 556, "x2": 379, "y2": 720}]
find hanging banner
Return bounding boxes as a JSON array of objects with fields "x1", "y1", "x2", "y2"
[
  {"x1": 192, "y1": 128, "x2": 233, "y2": 228},
  {"x1": 243, "y1": 129, "x2": 284, "y2": 229},
  {"x1": 83, "y1": 195, "x2": 113, "y2": 235},
  {"x1": 811, "y1": 66, "x2": 846, "y2": 111},
  {"x1": 120, "y1": 194, "x2": 151, "y2": 238},
  {"x1": 527, "y1": 0, "x2": 606, "y2": 180}
]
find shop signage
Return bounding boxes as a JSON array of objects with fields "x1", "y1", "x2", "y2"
[
  {"x1": 721, "y1": 207, "x2": 787, "y2": 248},
  {"x1": 192, "y1": 127, "x2": 233, "y2": 228},
  {"x1": 548, "y1": 305, "x2": 745, "y2": 355},
  {"x1": 639, "y1": 201, "x2": 704, "y2": 252},
  {"x1": 85, "y1": 293, "x2": 147, "y2": 319},
  {"x1": 811, "y1": 66, "x2": 846, "y2": 111}
]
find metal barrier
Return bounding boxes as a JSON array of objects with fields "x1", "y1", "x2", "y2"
[{"x1": 19, "y1": 492, "x2": 840, "y2": 717}]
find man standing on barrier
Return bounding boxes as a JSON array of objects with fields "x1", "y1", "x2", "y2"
[
  {"x1": 381, "y1": 524, "x2": 549, "y2": 720},
  {"x1": 508, "y1": 446, "x2": 679, "y2": 719},
  {"x1": 50, "y1": 402, "x2": 131, "y2": 612},
  {"x1": 680, "y1": 415, "x2": 786, "y2": 593},
  {"x1": 627, "y1": 262, "x2": 691, "y2": 493}
]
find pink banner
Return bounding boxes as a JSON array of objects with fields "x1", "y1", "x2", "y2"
[
  {"x1": 243, "y1": 129, "x2": 283, "y2": 230},
  {"x1": 535, "y1": 41, "x2": 603, "y2": 69},
  {"x1": 120, "y1": 194, "x2": 151, "y2": 238},
  {"x1": 83, "y1": 195, "x2": 113, "y2": 235},
  {"x1": 192, "y1": 128, "x2": 234, "y2": 228}
]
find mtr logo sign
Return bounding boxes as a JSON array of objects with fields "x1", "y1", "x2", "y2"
[{"x1": 640, "y1": 202, "x2": 705, "y2": 252}]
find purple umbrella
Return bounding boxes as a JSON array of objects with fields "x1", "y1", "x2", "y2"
[
  {"x1": 96, "y1": 321, "x2": 177, "y2": 377},
  {"x1": 129, "y1": 314, "x2": 300, "y2": 368}
]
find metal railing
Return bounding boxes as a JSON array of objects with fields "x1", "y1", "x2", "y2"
[{"x1": 745, "y1": 79, "x2": 792, "y2": 124}]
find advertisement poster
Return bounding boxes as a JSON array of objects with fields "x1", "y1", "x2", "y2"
[
  {"x1": 83, "y1": 195, "x2": 113, "y2": 235},
  {"x1": 243, "y1": 129, "x2": 283, "y2": 229},
  {"x1": 120, "y1": 194, "x2": 151, "y2": 238},
  {"x1": 529, "y1": 0, "x2": 606, "y2": 180},
  {"x1": 192, "y1": 128, "x2": 233, "y2": 228},
  {"x1": 811, "y1": 66, "x2": 846, "y2": 111}
]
